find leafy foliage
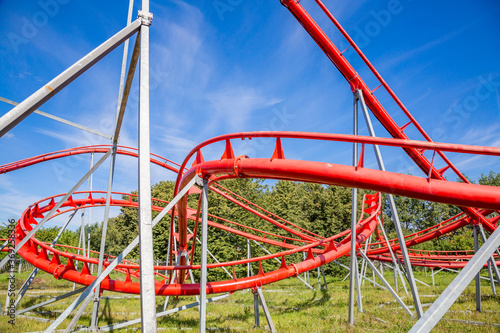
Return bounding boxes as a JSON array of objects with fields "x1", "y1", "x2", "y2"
[{"x1": 3, "y1": 171, "x2": 497, "y2": 280}]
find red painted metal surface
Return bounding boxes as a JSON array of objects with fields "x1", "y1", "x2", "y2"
[
  {"x1": 280, "y1": 0, "x2": 493, "y2": 229},
  {"x1": 3, "y1": 127, "x2": 499, "y2": 295},
  {"x1": 3, "y1": 1, "x2": 500, "y2": 297}
]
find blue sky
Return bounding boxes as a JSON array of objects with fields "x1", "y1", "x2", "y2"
[{"x1": 0, "y1": 0, "x2": 499, "y2": 228}]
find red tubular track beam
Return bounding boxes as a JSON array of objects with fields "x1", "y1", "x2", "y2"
[
  {"x1": 279, "y1": 0, "x2": 490, "y2": 227},
  {"x1": 0, "y1": 145, "x2": 180, "y2": 175},
  {"x1": 181, "y1": 158, "x2": 500, "y2": 211}
]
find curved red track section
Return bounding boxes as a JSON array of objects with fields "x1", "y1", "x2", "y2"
[
  {"x1": 3, "y1": 127, "x2": 500, "y2": 295},
  {"x1": 3, "y1": 1, "x2": 500, "y2": 297}
]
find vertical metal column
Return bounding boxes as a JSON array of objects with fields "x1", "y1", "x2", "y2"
[
  {"x1": 348, "y1": 93, "x2": 362, "y2": 324},
  {"x1": 372, "y1": 262, "x2": 376, "y2": 287},
  {"x1": 409, "y1": 219, "x2": 500, "y2": 333},
  {"x1": 247, "y1": 239, "x2": 252, "y2": 277},
  {"x1": 137, "y1": 3, "x2": 156, "y2": 332},
  {"x1": 199, "y1": 178, "x2": 209, "y2": 332},
  {"x1": 90, "y1": 144, "x2": 118, "y2": 329},
  {"x1": 478, "y1": 224, "x2": 500, "y2": 287},
  {"x1": 253, "y1": 289, "x2": 260, "y2": 328},
  {"x1": 474, "y1": 226, "x2": 481, "y2": 312},
  {"x1": 87, "y1": 153, "x2": 94, "y2": 259},
  {"x1": 394, "y1": 263, "x2": 399, "y2": 292},
  {"x1": 357, "y1": 90, "x2": 423, "y2": 318}
]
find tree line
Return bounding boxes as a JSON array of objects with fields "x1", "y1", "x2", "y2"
[{"x1": 1, "y1": 171, "x2": 498, "y2": 279}]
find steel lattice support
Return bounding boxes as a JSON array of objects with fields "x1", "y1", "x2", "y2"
[
  {"x1": 409, "y1": 223, "x2": 500, "y2": 333},
  {"x1": 348, "y1": 92, "x2": 363, "y2": 324},
  {"x1": 199, "y1": 178, "x2": 209, "y2": 332},
  {"x1": 2, "y1": 1, "x2": 500, "y2": 332},
  {"x1": 356, "y1": 90, "x2": 423, "y2": 317},
  {"x1": 137, "y1": 3, "x2": 156, "y2": 331}
]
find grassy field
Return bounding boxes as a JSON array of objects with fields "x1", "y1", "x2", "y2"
[{"x1": 0, "y1": 267, "x2": 499, "y2": 332}]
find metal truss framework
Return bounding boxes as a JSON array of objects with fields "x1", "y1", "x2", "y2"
[{"x1": 0, "y1": 1, "x2": 498, "y2": 333}]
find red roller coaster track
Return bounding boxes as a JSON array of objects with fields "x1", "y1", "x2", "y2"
[{"x1": 1, "y1": 2, "x2": 499, "y2": 331}]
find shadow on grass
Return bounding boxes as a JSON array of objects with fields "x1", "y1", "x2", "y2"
[
  {"x1": 158, "y1": 314, "x2": 200, "y2": 329},
  {"x1": 101, "y1": 297, "x2": 113, "y2": 325},
  {"x1": 156, "y1": 295, "x2": 182, "y2": 312},
  {"x1": 454, "y1": 292, "x2": 500, "y2": 305},
  {"x1": 276, "y1": 288, "x2": 331, "y2": 314},
  {"x1": 223, "y1": 302, "x2": 252, "y2": 322}
]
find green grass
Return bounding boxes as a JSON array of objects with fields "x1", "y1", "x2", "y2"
[{"x1": 0, "y1": 268, "x2": 499, "y2": 332}]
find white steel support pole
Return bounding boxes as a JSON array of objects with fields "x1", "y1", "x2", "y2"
[
  {"x1": 80, "y1": 203, "x2": 86, "y2": 259},
  {"x1": 200, "y1": 178, "x2": 209, "y2": 332},
  {"x1": 478, "y1": 224, "x2": 500, "y2": 288},
  {"x1": 74, "y1": 212, "x2": 84, "y2": 292},
  {"x1": 247, "y1": 239, "x2": 252, "y2": 277},
  {"x1": 357, "y1": 90, "x2": 423, "y2": 318},
  {"x1": 474, "y1": 226, "x2": 481, "y2": 312},
  {"x1": 138, "y1": 4, "x2": 156, "y2": 332},
  {"x1": 485, "y1": 258, "x2": 496, "y2": 295},
  {"x1": 87, "y1": 153, "x2": 94, "y2": 259},
  {"x1": 348, "y1": 93, "x2": 362, "y2": 325},
  {"x1": 90, "y1": 143, "x2": 118, "y2": 329},
  {"x1": 409, "y1": 220, "x2": 500, "y2": 333}
]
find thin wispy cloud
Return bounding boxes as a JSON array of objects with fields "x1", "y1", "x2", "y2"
[
  {"x1": 158, "y1": 134, "x2": 196, "y2": 153},
  {"x1": 459, "y1": 123, "x2": 500, "y2": 146},
  {"x1": 207, "y1": 87, "x2": 282, "y2": 132},
  {"x1": 34, "y1": 127, "x2": 109, "y2": 148},
  {"x1": 378, "y1": 25, "x2": 471, "y2": 71}
]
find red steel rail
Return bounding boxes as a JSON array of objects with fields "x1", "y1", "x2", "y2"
[{"x1": 279, "y1": 0, "x2": 493, "y2": 231}]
